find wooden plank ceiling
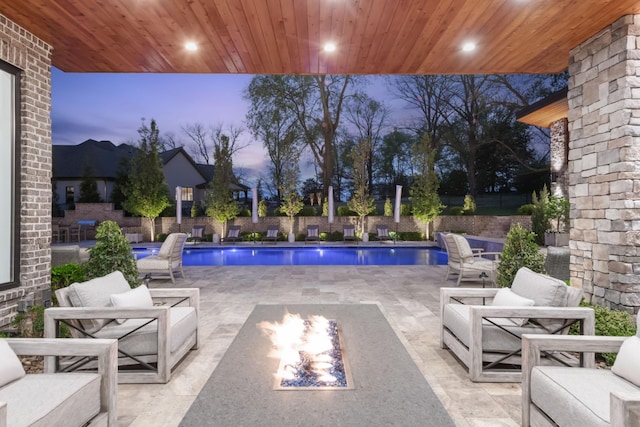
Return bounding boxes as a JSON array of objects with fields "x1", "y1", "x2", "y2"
[{"x1": 2, "y1": 0, "x2": 640, "y2": 75}]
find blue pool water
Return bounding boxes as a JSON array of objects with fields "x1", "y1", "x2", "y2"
[{"x1": 133, "y1": 246, "x2": 447, "y2": 266}]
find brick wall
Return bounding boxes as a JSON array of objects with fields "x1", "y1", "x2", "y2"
[
  {"x1": 0, "y1": 14, "x2": 52, "y2": 327},
  {"x1": 568, "y1": 14, "x2": 640, "y2": 313}
]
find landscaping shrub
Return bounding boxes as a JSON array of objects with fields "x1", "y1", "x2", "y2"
[
  {"x1": 51, "y1": 263, "x2": 87, "y2": 305},
  {"x1": 569, "y1": 301, "x2": 637, "y2": 365},
  {"x1": 462, "y1": 195, "x2": 476, "y2": 215},
  {"x1": 449, "y1": 206, "x2": 464, "y2": 216},
  {"x1": 156, "y1": 233, "x2": 168, "y2": 242},
  {"x1": 85, "y1": 220, "x2": 138, "y2": 287},
  {"x1": 384, "y1": 198, "x2": 393, "y2": 216},
  {"x1": 531, "y1": 186, "x2": 550, "y2": 245},
  {"x1": 298, "y1": 206, "x2": 318, "y2": 216},
  {"x1": 496, "y1": 223, "x2": 545, "y2": 287},
  {"x1": 517, "y1": 204, "x2": 535, "y2": 215},
  {"x1": 337, "y1": 206, "x2": 357, "y2": 216},
  {"x1": 12, "y1": 305, "x2": 45, "y2": 338},
  {"x1": 396, "y1": 231, "x2": 424, "y2": 241},
  {"x1": 400, "y1": 204, "x2": 412, "y2": 216}
]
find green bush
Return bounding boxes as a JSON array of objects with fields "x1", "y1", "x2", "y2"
[
  {"x1": 400, "y1": 204, "x2": 412, "y2": 216},
  {"x1": 51, "y1": 263, "x2": 87, "y2": 305},
  {"x1": 236, "y1": 209, "x2": 251, "y2": 217},
  {"x1": 496, "y1": 223, "x2": 545, "y2": 287},
  {"x1": 462, "y1": 195, "x2": 476, "y2": 215},
  {"x1": 298, "y1": 206, "x2": 319, "y2": 216},
  {"x1": 384, "y1": 198, "x2": 393, "y2": 216},
  {"x1": 155, "y1": 233, "x2": 168, "y2": 242},
  {"x1": 449, "y1": 206, "x2": 464, "y2": 216},
  {"x1": 12, "y1": 305, "x2": 45, "y2": 338},
  {"x1": 337, "y1": 206, "x2": 357, "y2": 216},
  {"x1": 517, "y1": 204, "x2": 535, "y2": 215},
  {"x1": 85, "y1": 220, "x2": 138, "y2": 287},
  {"x1": 396, "y1": 231, "x2": 424, "y2": 241},
  {"x1": 570, "y1": 301, "x2": 637, "y2": 365},
  {"x1": 190, "y1": 203, "x2": 202, "y2": 217},
  {"x1": 531, "y1": 186, "x2": 550, "y2": 245}
]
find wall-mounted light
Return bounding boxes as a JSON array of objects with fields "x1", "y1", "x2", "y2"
[{"x1": 550, "y1": 172, "x2": 558, "y2": 183}]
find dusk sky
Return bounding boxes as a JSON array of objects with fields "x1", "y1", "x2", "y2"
[{"x1": 51, "y1": 68, "x2": 405, "y2": 185}]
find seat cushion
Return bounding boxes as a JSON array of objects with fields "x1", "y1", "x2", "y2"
[
  {"x1": 531, "y1": 367, "x2": 640, "y2": 427},
  {"x1": 68, "y1": 271, "x2": 132, "y2": 333},
  {"x1": 137, "y1": 256, "x2": 171, "y2": 271},
  {"x1": 94, "y1": 306, "x2": 197, "y2": 356},
  {"x1": 443, "y1": 304, "x2": 547, "y2": 352},
  {"x1": 0, "y1": 373, "x2": 101, "y2": 427}
]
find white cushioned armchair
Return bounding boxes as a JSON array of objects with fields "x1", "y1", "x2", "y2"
[
  {"x1": 0, "y1": 337, "x2": 117, "y2": 427},
  {"x1": 136, "y1": 232, "x2": 187, "y2": 283},
  {"x1": 45, "y1": 270, "x2": 199, "y2": 384},
  {"x1": 440, "y1": 267, "x2": 595, "y2": 382},
  {"x1": 522, "y1": 315, "x2": 640, "y2": 427}
]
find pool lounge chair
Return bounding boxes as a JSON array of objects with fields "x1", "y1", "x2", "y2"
[
  {"x1": 136, "y1": 232, "x2": 187, "y2": 283},
  {"x1": 305, "y1": 225, "x2": 320, "y2": 243},
  {"x1": 222, "y1": 225, "x2": 241, "y2": 243},
  {"x1": 191, "y1": 225, "x2": 205, "y2": 244},
  {"x1": 262, "y1": 225, "x2": 280, "y2": 244},
  {"x1": 343, "y1": 224, "x2": 357, "y2": 243},
  {"x1": 376, "y1": 225, "x2": 392, "y2": 242}
]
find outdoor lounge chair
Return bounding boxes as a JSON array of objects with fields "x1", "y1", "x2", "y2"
[
  {"x1": 376, "y1": 225, "x2": 392, "y2": 242},
  {"x1": 136, "y1": 232, "x2": 187, "y2": 283},
  {"x1": 191, "y1": 225, "x2": 205, "y2": 244},
  {"x1": 343, "y1": 224, "x2": 357, "y2": 243},
  {"x1": 440, "y1": 267, "x2": 594, "y2": 382},
  {"x1": 221, "y1": 225, "x2": 241, "y2": 243},
  {"x1": 0, "y1": 337, "x2": 118, "y2": 427},
  {"x1": 521, "y1": 314, "x2": 640, "y2": 426},
  {"x1": 305, "y1": 225, "x2": 320, "y2": 243},
  {"x1": 45, "y1": 270, "x2": 199, "y2": 384},
  {"x1": 444, "y1": 233, "x2": 501, "y2": 285},
  {"x1": 262, "y1": 225, "x2": 280, "y2": 244}
]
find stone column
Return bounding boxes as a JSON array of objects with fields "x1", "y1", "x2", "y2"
[
  {"x1": 568, "y1": 14, "x2": 640, "y2": 314},
  {"x1": 549, "y1": 118, "x2": 569, "y2": 199}
]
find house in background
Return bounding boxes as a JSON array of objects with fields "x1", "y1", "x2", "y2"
[{"x1": 53, "y1": 139, "x2": 249, "y2": 214}]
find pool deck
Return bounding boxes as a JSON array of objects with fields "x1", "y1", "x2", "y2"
[{"x1": 114, "y1": 263, "x2": 521, "y2": 427}]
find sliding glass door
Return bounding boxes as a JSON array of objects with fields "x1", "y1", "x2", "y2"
[{"x1": 0, "y1": 61, "x2": 20, "y2": 291}]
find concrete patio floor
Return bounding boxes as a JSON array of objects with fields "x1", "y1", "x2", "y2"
[{"x1": 117, "y1": 264, "x2": 521, "y2": 427}]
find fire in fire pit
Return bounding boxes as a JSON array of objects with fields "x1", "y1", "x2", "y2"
[{"x1": 258, "y1": 313, "x2": 353, "y2": 390}]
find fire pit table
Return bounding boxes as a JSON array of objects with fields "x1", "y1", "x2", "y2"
[{"x1": 180, "y1": 304, "x2": 454, "y2": 427}]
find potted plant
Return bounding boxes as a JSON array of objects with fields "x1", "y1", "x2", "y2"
[{"x1": 544, "y1": 194, "x2": 569, "y2": 247}]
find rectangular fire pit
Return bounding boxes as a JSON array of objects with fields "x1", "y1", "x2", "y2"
[{"x1": 180, "y1": 304, "x2": 454, "y2": 427}]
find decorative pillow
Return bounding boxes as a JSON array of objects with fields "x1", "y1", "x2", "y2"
[
  {"x1": 490, "y1": 288, "x2": 535, "y2": 327},
  {"x1": 308, "y1": 227, "x2": 319, "y2": 238},
  {"x1": 68, "y1": 271, "x2": 132, "y2": 333},
  {"x1": 266, "y1": 229, "x2": 279, "y2": 238},
  {"x1": 228, "y1": 228, "x2": 240, "y2": 238},
  {"x1": 612, "y1": 336, "x2": 640, "y2": 387},
  {"x1": 344, "y1": 227, "x2": 355, "y2": 238},
  {"x1": 110, "y1": 285, "x2": 154, "y2": 324},
  {"x1": 0, "y1": 339, "x2": 26, "y2": 388}
]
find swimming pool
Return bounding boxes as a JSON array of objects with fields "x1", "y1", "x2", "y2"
[{"x1": 133, "y1": 246, "x2": 447, "y2": 266}]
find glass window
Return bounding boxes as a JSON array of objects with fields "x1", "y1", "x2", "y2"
[
  {"x1": 0, "y1": 61, "x2": 20, "y2": 291},
  {"x1": 65, "y1": 186, "x2": 75, "y2": 205}
]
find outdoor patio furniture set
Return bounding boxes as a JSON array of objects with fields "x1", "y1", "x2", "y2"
[{"x1": 441, "y1": 232, "x2": 640, "y2": 426}]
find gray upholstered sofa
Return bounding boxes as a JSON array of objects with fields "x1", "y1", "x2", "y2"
[
  {"x1": 0, "y1": 337, "x2": 117, "y2": 427},
  {"x1": 44, "y1": 270, "x2": 199, "y2": 384},
  {"x1": 440, "y1": 267, "x2": 594, "y2": 382},
  {"x1": 522, "y1": 315, "x2": 640, "y2": 427}
]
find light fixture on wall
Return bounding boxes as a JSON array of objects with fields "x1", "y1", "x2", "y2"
[{"x1": 550, "y1": 172, "x2": 558, "y2": 183}]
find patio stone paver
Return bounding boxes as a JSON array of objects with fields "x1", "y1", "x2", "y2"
[{"x1": 117, "y1": 265, "x2": 521, "y2": 427}]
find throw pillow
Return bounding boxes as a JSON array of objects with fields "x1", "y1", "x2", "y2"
[
  {"x1": 490, "y1": 288, "x2": 535, "y2": 327},
  {"x1": 612, "y1": 336, "x2": 640, "y2": 387},
  {"x1": 0, "y1": 339, "x2": 26, "y2": 388},
  {"x1": 110, "y1": 285, "x2": 154, "y2": 324}
]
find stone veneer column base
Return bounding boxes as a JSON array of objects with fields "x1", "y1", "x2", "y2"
[{"x1": 568, "y1": 14, "x2": 640, "y2": 314}]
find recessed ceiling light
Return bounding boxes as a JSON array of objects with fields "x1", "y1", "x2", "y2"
[
  {"x1": 323, "y1": 42, "x2": 337, "y2": 53},
  {"x1": 462, "y1": 42, "x2": 476, "y2": 52},
  {"x1": 185, "y1": 42, "x2": 198, "y2": 52}
]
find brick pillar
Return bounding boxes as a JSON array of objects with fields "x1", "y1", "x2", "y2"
[
  {"x1": 549, "y1": 118, "x2": 569, "y2": 199},
  {"x1": 568, "y1": 14, "x2": 640, "y2": 314},
  {"x1": 0, "y1": 14, "x2": 53, "y2": 326}
]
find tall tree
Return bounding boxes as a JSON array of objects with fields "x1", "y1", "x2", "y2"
[
  {"x1": 205, "y1": 134, "x2": 240, "y2": 236},
  {"x1": 182, "y1": 123, "x2": 210, "y2": 164},
  {"x1": 245, "y1": 74, "x2": 354, "y2": 198},
  {"x1": 78, "y1": 165, "x2": 102, "y2": 203},
  {"x1": 410, "y1": 134, "x2": 444, "y2": 239},
  {"x1": 123, "y1": 119, "x2": 171, "y2": 242},
  {"x1": 278, "y1": 152, "x2": 303, "y2": 235},
  {"x1": 347, "y1": 138, "x2": 376, "y2": 234},
  {"x1": 344, "y1": 93, "x2": 388, "y2": 194},
  {"x1": 377, "y1": 129, "x2": 414, "y2": 198},
  {"x1": 245, "y1": 98, "x2": 301, "y2": 202}
]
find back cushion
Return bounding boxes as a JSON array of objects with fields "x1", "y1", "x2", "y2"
[
  {"x1": 267, "y1": 228, "x2": 278, "y2": 238},
  {"x1": 452, "y1": 234, "x2": 474, "y2": 259},
  {"x1": 158, "y1": 233, "x2": 178, "y2": 258},
  {"x1": 344, "y1": 227, "x2": 355, "y2": 238},
  {"x1": 377, "y1": 227, "x2": 389, "y2": 237},
  {"x1": 0, "y1": 340, "x2": 25, "y2": 388},
  {"x1": 511, "y1": 267, "x2": 567, "y2": 307},
  {"x1": 68, "y1": 270, "x2": 132, "y2": 333},
  {"x1": 612, "y1": 336, "x2": 640, "y2": 387},
  {"x1": 308, "y1": 227, "x2": 318, "y2": 238},
  {"x1": 228, "y1": 228, "x2": 240, "y2": 238}
]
